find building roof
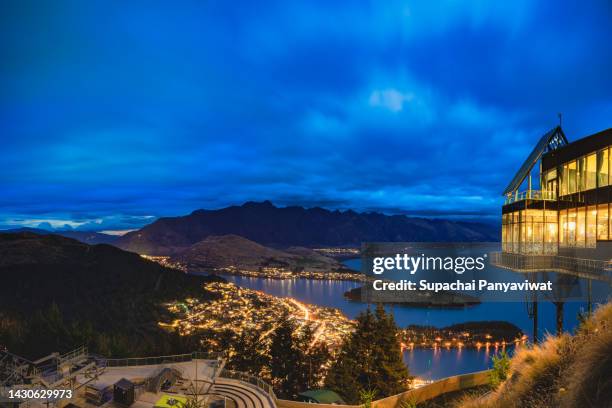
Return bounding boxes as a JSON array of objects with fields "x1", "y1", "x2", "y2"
[
  {"x1": 298, "y1": 389, "x2": 345, "y2": 404},
  {"x1": 114, "y1": 378, "x2": 134, "y2": 390},
  {"x1": 502, "y1": 126, "x2": 568, "y2": 196},
  {"x1": 541, "y1": 127, "x2": 612, "y2": 170}
]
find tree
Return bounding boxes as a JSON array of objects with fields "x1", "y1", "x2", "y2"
[
  {"x1": 295, "y1": 324, "x2": 331, "y2": 389},
  {"x1": 269, "y1": 317, "x2": 302, "y2": 398},
  {"x1": 228, "y1": 330, "x2": 269, "y2": 376},
  {"x1": 325, "y1": 305, "x2": 409, "y2": 403},
  {"x1": 370, "y1": 304, "x2": 410, "y2": 396}
]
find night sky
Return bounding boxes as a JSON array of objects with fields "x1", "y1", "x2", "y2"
[{"x1": 1, "y1": 1, "x2": 612, "y2": 231}]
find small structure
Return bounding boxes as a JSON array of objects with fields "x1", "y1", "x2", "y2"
[
  {"x1": 113, "y1": 378, "x2": 135, "y2": 406},
  {"x1": 85, "y1": 382, "x2": 111, "y2": 406},
  {"x1": 298, "y1": 390, "x2": 345, "y2": 404}
]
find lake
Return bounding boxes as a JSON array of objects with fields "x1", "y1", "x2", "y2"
[{"x1": 215, "y1": 269, "x2": 595, "y2": 380}]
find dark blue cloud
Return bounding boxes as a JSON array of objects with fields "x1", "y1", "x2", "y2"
[{"x1": 1, "y1": 1, "x2": 611, "y2": 230}]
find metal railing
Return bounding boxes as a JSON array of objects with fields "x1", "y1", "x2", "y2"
[
  {"x1": 102, "y1": 351, "x2": 224, "y2": 367},
  {"x1": 491, "y1": 252, "x2": 611, "y2": 276},
  {"x1": 219, "y1": 369, "x2": 277, "y2": 402},
  {"x1": 58, "y1": 345, "x2": 87, "y2": 366},
  {"x1": 504, "y1": 190, "x2": 556, "y2": 205},
  {"x1": 501, "y1": 242, "x2": 559, "y2": 255}
]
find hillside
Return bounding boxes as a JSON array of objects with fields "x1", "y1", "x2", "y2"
[
  {"x1": 171, "y1": 234, "x2": 346, "y2": 272},
  {"x1": 0, "y1": 232, "x2": 222, "y2": 358},
  {"x1": 0, "y1": 227, "x2": 119, "y2": 245},
  {"x1": 116, "y1": 201, "x2": 499, "y2": 255},
  {"x1": 459, "y1": 301, "x2": 612, "y2": 408}
]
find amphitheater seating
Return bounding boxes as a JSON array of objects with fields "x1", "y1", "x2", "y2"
[{"x1": 210, "y1": 378, "x2": 275, "y2": 408}]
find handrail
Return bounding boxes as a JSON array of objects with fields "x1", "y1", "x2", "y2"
[
  {"x1": 102, "y1": 351, "x2": 224, "y2": 367},
  {"x1": 504, "y1": 189, "x2": 556, "y2": 205},
  {"x1": 275, "y1": 369, "x2": 492, "y2": 408}
]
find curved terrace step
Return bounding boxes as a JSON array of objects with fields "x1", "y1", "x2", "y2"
[
  {"x1": 212, "y1": 378, "x2": 274, "y2": 408},
  {"x1": 211, "y1": 385, "x2": 257, "y2": 408}
]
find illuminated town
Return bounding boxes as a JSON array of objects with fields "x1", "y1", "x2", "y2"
[
  {"x1": 159, "y1": 281, "x2": 527, "y2": 355},
  {"x1": 158, "y1": 282, "x2": 356, "y2": 350},
  {"x1": 312, "y1": 247, "x2": 360, "y2": 257},
  {"x1": 140, "y1": 255, "x2": 187, "y2": 272},
  {"x1": 214, "y1": 266, "x2": 369, "y2": 282},
  {"x1": 141, "y1": 255, "x2": 369, "y2": 281}
]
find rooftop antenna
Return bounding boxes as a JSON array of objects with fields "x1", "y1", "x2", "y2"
[{"x1": 558, "y1": 112, "x2": 562, "y2": 127}]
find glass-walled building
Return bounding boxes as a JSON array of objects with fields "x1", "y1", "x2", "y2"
[{"x1": 501, "y1": 127, "x2": 612, "y2": 259}]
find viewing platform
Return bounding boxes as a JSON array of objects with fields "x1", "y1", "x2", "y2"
[
  {"x1": 1, "y1": 349, "x2": 277, "y2": 408},
  {"x1": 490, "y1": 251, "x2": 612, "y2": 280},
  {"x1": 504, "y1": 189, "x2": 556, "y2": 205}
]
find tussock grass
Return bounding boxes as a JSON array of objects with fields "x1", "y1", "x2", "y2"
[{"x1": 457, "y1": 302, "x2": 612, "y2": 408}]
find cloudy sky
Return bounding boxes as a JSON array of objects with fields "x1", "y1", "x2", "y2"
[{"x1": 1, "y1": 1, "x2": 612, "y2": 231}]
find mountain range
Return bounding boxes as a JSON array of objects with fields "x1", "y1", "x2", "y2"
[
  {"x1": 0, "y1": 227, "x2": 118, "y2": 245},
  {"x1": 116, "y1": 201, "x2": 499, "y2": 255}
]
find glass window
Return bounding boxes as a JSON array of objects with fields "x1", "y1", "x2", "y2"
[
  {"x1": 568, "y1": 208, "x2": 577, "y2": 245},
  {"x1": 597, "y1": 203, "x2": 609, "y2": 241},
  {"x1": 512, "y1": 218, "x2": 519, "y2": 252},
  {"x1": 560, "y1": 209, "x2": 567, "y2": 246},
  {"x1": 568, "y1": 161, "x2": 577, "y2": 194},
  {"x1": 577, "y1": 157, "x2": 586, "y2": 192},
  {"x1": 545, "y1": 210, "x2": 557, "y2": 223},
  {"x1": 520, "y1": 213, "x2": 527, "y2": 252},
  {"x1": 597, "y1": 148, "x2": 609, "y2": 187},
  {"x1": 577, "y1": 206, "x2": 586, "y2": 247},
  {"x1": 586, "y1": 153, "x2": 597, "y2": 190},
  {"x1": 559, "y1": 165, "x2": 567, "y2": 196},
  {"x1": 587, "y1": 206, "x2": 597, "y2": 247}
]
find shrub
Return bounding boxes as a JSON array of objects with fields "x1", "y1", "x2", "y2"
[{"x1": 489, "y1": 350, "x2": 510, "y2": 387}]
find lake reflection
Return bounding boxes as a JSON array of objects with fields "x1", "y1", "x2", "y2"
[{"x1": 211, "y1": 261, "x2": 593, "y2": 380}]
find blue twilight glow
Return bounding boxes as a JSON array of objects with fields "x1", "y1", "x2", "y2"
[{"x1": 1, "y1": 1, "x2": 612, "y2": 230}]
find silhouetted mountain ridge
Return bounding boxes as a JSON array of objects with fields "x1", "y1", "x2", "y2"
[
  {"x1": 0, "y1": 227, "x2": 118, "y2": 245},
  {"x1": 116, "y1": 201, "x2": 499, "y2": 255}
]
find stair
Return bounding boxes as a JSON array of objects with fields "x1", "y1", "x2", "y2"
[{"x1": 210, "y1": 378, "x2": 275, "y2": 408}]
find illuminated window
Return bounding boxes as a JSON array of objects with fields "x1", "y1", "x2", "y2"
[
  {"x1": 577, "y1": 157, "x2": 586, "y2": 192},
  {"x1": 577, "y1": 207, "x2": 586, "y2": 247},
  {"x1": 597, "y1": 204, "x2": 609, "y2": 241},
  {"x1": 543, "y1": 169, "x2": 557, "y2": 197},
  {"x1": 587, "y1": 206, "x2": 597, "y2": 247},
  {"x1": 567, "y1": 208, "x2": 577, "y2": 245},
  {"x1": 597, "y1": 148, "x2": 609, "y2": 187},
  {"x1": 586, "y1": 153, "x2": 597, "y2": 190},
  {"x1": 559, "y1": 165, "x2": 567, "y2": 196},
  {"x1": 568, "y1": 161, "x2": 577, "y2": 194},
  {"x1": 560, "y1": 209, "x2": 568, "y2": 246}
]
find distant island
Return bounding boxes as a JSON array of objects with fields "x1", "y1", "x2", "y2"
[{"x1": 400, "y1": 321, "x2": 525, "y2": 349}]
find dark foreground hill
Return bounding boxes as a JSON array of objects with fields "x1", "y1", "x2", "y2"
[
  {"x1": 117, "y1": 201, "x2": 499, "y2": 255},
  {"x1": 0, "y1": 233, "x2": 222, "y2": 358},
  {"x1": 172, "y1": 234, "x2": 347, "y2": 272},
  {"x1": 0, "y1": 227, "x2": 119, "y2": 245}
]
